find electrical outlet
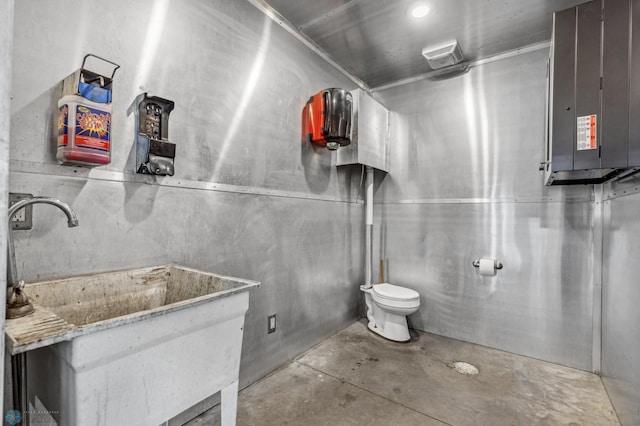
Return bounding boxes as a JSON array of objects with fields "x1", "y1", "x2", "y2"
[
  {"x1": 268, "y1": 314, "x2": 276, "y2": 334},
  {"x1": 9, "y1": 193, "x2": 33, "y2": 230},
  {"x1": 11, "y1": 206, "x2": 26, "y2": 222}
]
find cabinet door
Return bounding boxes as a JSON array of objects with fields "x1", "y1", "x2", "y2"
[
  {"x1": 602, "y1": 0, "x2": 630, "y2": 168},
  {"x1": 630, "y1": 0, "x2": 640, "y2": 166},
  {"x1": 550, "y1": 7, "x2": 577, "y2": 173},
  {"x1": 574, "y1": 0, "x2": 602, "y2": 171}
]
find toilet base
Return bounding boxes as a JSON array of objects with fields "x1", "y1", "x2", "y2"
[{"x1": 367, "y1": 313, "x2": 411, "y2": 342}]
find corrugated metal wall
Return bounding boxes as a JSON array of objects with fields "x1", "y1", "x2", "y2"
[
  {"x1": 7, "y1": 0, "x2": 363, "y2": 413},
  {"x1": 374, "y1": 49, "x2": 596, "y2": 370},
  {"x1": 0, "y1": 0, "x2": 16, "y2": 412},
  {"x1": 602, "y1": 182, "x2": 640, "y2": 426},
  {"x1": 6, "y1": 1, "x2": 640, "y2": 423}
]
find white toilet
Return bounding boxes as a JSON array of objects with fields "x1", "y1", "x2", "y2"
[{"x1": 360, "y1": 283, "x2": 420, "y2": 342}]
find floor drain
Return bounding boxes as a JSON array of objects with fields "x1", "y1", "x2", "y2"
[{"x1": 450, "y1": 361, "x2": 479, "y2": 375}]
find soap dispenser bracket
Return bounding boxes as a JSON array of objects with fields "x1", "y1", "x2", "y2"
[
  {"x1": 63, "y1": 53, "x2": 120, "y2": 103},
  {"x1": 135, "y1": 94, "x2": 176, "y2": 176}
]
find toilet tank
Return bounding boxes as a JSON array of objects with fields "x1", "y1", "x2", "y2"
[{"x1": 337, "y1": 89, "x2": 390, "y2": 172}]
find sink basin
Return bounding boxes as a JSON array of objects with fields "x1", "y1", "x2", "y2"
[
  {"x1": 5, "y1": 265, "x2": 259, "y2": 426},
  {"x1": 6, "y1": 264, "x2": 259, "y2": 352}
]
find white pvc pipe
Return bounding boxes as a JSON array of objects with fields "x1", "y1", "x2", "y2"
[
  {"x1": 366, "y1": 166, "x2": 374, "y2": 226},
  {"x1": 365, "y1": 166, "x2": 374, "y2": 287}
]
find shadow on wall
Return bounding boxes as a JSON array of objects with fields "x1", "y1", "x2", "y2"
[
  {"x1": 9, "y1": 81, "x2": 62, "y2": 165},
  {"x1": 123, "y1": 181, "x2": 159, "y2": 224},
  {"x1": 9, "y1": 79, "x2": 90, "y2": 206},
  {"x1": 120, "y1": 93, "x2": 163, "y2": 224},
  {"x1": 46, "y1": 82, "x2": 64, "y2": 163},
  {"x1": 336, "y1": 163, "x2": 363, "y2": 205},
  {"x1": 300, "y1": 135, "x2": 332, "y2": 194}
]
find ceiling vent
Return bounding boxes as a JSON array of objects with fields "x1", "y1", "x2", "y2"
[{"x1": 422, "y1": 40, "x2": 464, "y2": 69}]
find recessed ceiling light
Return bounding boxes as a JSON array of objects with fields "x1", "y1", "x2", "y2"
[{"x1": 411, "y1": 4, "x2": 430, "y2": 18}]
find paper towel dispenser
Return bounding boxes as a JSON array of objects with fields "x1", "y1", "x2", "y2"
[{"x1": 303, "y1": 88, "x2": 352, "y2": 150}]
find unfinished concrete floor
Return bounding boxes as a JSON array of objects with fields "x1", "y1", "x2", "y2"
[{"x1": 187, "y1": 320, "x2": 619, "y2": 426}]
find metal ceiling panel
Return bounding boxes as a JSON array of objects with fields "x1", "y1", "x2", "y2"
[{"x1": 266, "y1": 0, "x2": 592, "y2": 87}]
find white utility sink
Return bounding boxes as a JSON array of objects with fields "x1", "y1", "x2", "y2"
[{"x1": 5, "y1": 264, "x2": 259, "y2": 426}]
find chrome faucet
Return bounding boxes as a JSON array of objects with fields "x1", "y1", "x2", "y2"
[{"x1": 6, "y1": 196, "x2": 78, "y2": 319}]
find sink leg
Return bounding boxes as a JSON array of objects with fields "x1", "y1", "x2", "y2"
[
  {"x1": 220, "y1": 380, "x2": 239, "y2": 426},
  {"x1": 11, "y1": 353, "x2": 29, "y2": 426}
]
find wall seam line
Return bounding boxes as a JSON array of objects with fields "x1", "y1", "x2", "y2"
[{"x1": 9, "y1": 161, "x2": 364, "y2": 205}]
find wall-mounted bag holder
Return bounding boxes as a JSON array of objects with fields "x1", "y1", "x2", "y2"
[
  {"x1": 57, "y1": 54, "x2": 120, "y2": 166},
  {"x1": 135, "y1": 94, "x2": 176, "y2": 176}
]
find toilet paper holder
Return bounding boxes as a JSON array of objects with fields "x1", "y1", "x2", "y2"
[{"x1": 472, "y1": 259, "x2": 503, "y2": 270}]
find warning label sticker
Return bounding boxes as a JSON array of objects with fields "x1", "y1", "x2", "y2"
[{"x1": 577, "y1": 115, "x2": 597, "y2": 151}]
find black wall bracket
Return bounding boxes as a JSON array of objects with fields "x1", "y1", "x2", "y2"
[{"x1": 135, "y1": 94, "x2": 176, "y2": 176}]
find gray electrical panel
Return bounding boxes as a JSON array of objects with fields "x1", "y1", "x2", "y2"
[
  {"x1": 545, "y1": 0, "x2": 640, "y2": 185},
  {"x1": 337, "y1": 89, "x2": 390, "y2": 172}
]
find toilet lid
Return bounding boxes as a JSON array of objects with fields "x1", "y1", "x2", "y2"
[{"x1": 372, "y1": 283, "x2": 419, "y2": 302}]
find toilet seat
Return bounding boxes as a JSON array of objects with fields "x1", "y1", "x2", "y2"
[
  {"x1": 372, "y1": 283, "x2": 420, "y2": 309},
  {"x1": 372, "y1": 283, "x2": 419, "y2": 302}
]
